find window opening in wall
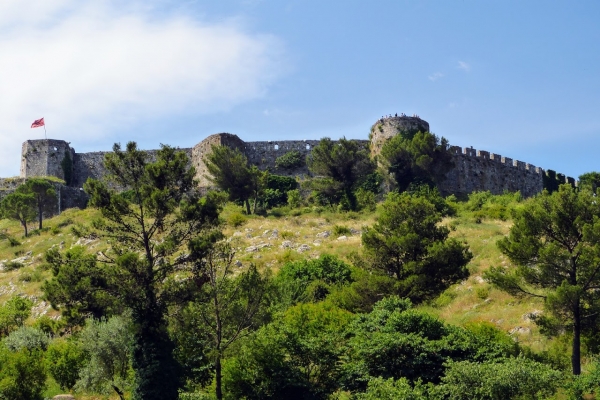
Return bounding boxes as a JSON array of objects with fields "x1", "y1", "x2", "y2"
[
  {"x1": 53, "y1": 147, "x2": 57, "y2": 151},
  {"x1": 274, "y1": 144, "x2": 279, "y2": 150},
  {"x1": 306, "y1": 144, "x2": 310, "y2": 150}
]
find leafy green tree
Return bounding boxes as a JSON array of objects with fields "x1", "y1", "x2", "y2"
[
  {"x1": 47, "y1": 142, "x2": 221, "y2": 400},
  {"x1": 172, "y1": 244, "x2": 270, "y2": 400},
  {"x1": 3, "y1": 326, "x2": 49, "y2": 352},
  {"x1": 0, "y1": 191, "x2": 36, "y2": 237},
  {"x1": 435, "y1": 357, "x2": 564, "y2": 400},
  {"x1": 204, "y1": 146, "x2": 267, "y2": 214},
  {"x1": 380, "y1": 130, "x2": 453, "y2": 192},
  {"x1": 275, "y1": 150, "x2": 304, "y2": 170},
  {"x1": 578, "y1": 171, "x2": 600, "y2": 192},
  {"x1": 361, "y1": 192, "x2": 471, "y2": 303},
  {"x1": 356, "y1": 377, "x2": 430, "y2": 400},
  {"x1": 0, "y1": 343, "x2": 46, "y2": 400},
  {"x1": 307, "y1": 137, "x2": 374, "y2": 210},
  {"x1": 43, "y1": 246, "x2": 122, "y2": 326},
  {"x1": 46, "y1": 339, "x2": 86, "y2": 391},
  {"x1": 0, "y1": 296, "x2": 33, "y2": 337},
  {"x1": 485, "y1": 184, "x2": 600, "y2": 375},
  {"x1": 19, "y1": 178, "x2": 57, "y2": 230},
  {"x1": 342, "y1": 297, "x2": 524, "y2": 392},
  {"x1": 224, "y1": 302, "x2": 353, "y2": 399},
  {"x1": 74, "y1": 315, "x2": 134, "y2": 396},
  {"x1": 275, "y1": 254, "x2": 354, "y2": 306}
]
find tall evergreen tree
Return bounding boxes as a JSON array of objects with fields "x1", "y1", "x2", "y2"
[
  {"x1": 486, "y1": 184, "x2": 600, "y2": 375},
  {"x1": 48, "y1": 142, "x2": 221, "y2": 399}
]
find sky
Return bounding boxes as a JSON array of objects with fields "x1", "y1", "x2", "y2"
[{"x1": 1, "y1": 0, "x2": 599, "y2": 179}]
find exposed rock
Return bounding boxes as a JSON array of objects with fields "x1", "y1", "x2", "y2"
[
  {"x1": 297, "y1": 244, "x2": 311, "y2": 253},
  {"x1": 337, "y1": 236, "x2": 348, "y2": 241},
  {"x1": 245, "y1": 246, "x2": 258, "y2": 253},
  {"x1": 509, "y1": 326, "x2": 531, "y2": 335},
  {"x1": 280, "y1": 241, "x2": 294, "y2": 249},
  {"x1": 53, "y1": 395, "x2": 76, "y2": 400},
  {"x1": 316, "y1": 231, "x2": 330, "y2": 238}
]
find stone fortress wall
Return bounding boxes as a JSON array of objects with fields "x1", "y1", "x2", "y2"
[{"x1": 4, "y1": 115, "x2": 575, "y2": 211}]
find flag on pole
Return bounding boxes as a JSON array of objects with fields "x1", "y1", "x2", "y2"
[{"x1": 31, "y1": 118, "x2": 45, "y2": 128}]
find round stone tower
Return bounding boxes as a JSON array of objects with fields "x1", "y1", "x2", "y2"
[
  {"x1": 191, "y1": 133, "x2": 247, "y2": 188},
  {"x1": 20, "y1": 139, "x2": 74, "y2": 182},
  {"x1": 369, "y1": 115, "x2": 430, "y2": 157}
]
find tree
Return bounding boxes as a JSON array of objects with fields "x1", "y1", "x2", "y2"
[
  {"x1": 578, "y1": 171, "x2": 600, "y2": 193},
  {"x1": 0, "y1": 296, "x2": 33, "y2": 337},
  {"x1": 485, "y1": 184, "x2": 600, "y2": 375},
  {"x1": 204, "y1": 146, "x2": 266, "y2": 214},
  {"x1": 173, "y1": 244, "x2": 270, "y2": 399},
  {"x1": 48, "y1": 142, "x2": 221, "y2": 400},
  {"x1": 361, "y1": 192, "x2": 471, "y2": 303},
  {"x1": 0, "y1": 343, "x2": 47, "y2": 400},
  {"x1": 20, "y1": 178, "x2": 57, "y2": 230},
  {"x1": 380, "y1": 130, "x2": 453, "y2": 192},
  {"x1": 0, "y1": 191, "x2": 36, "y2": 237},
  {"x1": 307, "y1": 137, "x2": 375, "y2": 210}
]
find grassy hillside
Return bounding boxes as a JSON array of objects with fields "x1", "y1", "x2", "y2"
[{"x1": 0, "y1": 199, "x2": 552, "y2": 354}]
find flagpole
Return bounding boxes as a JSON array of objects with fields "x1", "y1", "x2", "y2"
[{"x1": 44, "y1": 125, "x2": 47, "y2": 139}]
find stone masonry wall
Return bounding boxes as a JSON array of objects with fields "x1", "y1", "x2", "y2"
[
  {"x1": 10, "y1": 116, "x2": 576, "y2": 213},
  {"x1": 20, "y1": 139, "x2": 73, "y2": 181},
  {"x1": 439, "y1": 147, "x2": 544, "y2": 198}
]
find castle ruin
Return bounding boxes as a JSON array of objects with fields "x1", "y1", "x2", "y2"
[{"x1": 9, "y1": 115, "x2": 573, "y2": 210}]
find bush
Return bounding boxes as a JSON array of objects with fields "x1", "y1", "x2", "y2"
[
  {"x1": 275, "y1": 150, "x2": 305, "y2": 170},
  {"x1": 0, "y1": 344, "x2": 47, "y2": 400},
  {"x1": 46, "y1": 339, "x2": 86, "y2": 391},
  {"x1": 3, "y1": 326, "x2": 49, "y2": 352},
  {"x1": 436, "y1": 357, "x2": 564, "y2": 399},
  {"x1": 74, "y1": 315, "x2": 134, "y2": 395},
  {"x1": 287, "y1": 189, "x2": 302, "y2": 208},
  {"x1": 3, "y1": 261, "x2": 24, "y2": 271},
  {"x1": 227, "y1": 213, "x2": 247, "y2": 227},
  {"x1": 0, "y1": 296, "x2": 33, "y2": 337},
  {"x1": 356, "y1": 188, "x2": 376, "y2": 212},
  {"x1": 333, "y1": 225, "x2": 351, "y2": 236}
]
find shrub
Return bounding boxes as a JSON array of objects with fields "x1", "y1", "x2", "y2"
[
  {"x1": 46, "y1": 339, "x2": 86, "y2": 391},
  {"x1": 287, "y1": 189, "x2": 302, "y2": 208},
  {"x1": 227, "y1": 212, "x2": 247, "y2": 227},
  {"x1": 0, "y1": 296, "x2": 33, "y2": 337},
  {"x1": 3, "y1": 261, "x2": 24, "y2": 271},
  {"x1": 3, "y1": 326, "x2": 49, "y2": 352},
  {"x1": 333, "y1": 225, "x2": 351, "y2": 236},
  {"x1": 275, "y1": 150, "x2": 305, "y2": 170},
  {"x1": 356, "y1": 188, "x2": 376, "y2": 212},
  {"x1": 0, "y1": 344, "x2": 47, "y2": 400}
]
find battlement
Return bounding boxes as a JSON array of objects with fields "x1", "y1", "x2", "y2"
[{"x1": 8, "y1": 115, "x2": 577, "y2": 210}]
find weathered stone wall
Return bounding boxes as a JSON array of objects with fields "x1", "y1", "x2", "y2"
[
  {"x1": 439, "y1": 146, "x2": 544, "y2": 198},
  {"x1": 70, "y1": 148, "x2": 192, "y2": 188},
  {"x1": 244, "y1": 139, "x2": 324, "y2": 177},
  {"x1": 20, "y1": 139, "x2": 73, "y2": 181},
  {"x1": 11, "y1": 115, "x2": 577, "y2": 213},
  {"x1": 192, "y1": 133, "x2": 247, "y2": 188},
  {"x1": 370, "y1": 116, "x2": 430, "y2": 157}
]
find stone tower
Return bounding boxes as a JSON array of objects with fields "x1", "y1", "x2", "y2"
[
  {"x1": 20, "y1": 139, "x2": 74, "y2": 182},
  {"x1": 191, "y1": 133, "x2": 247, "y2": 187},
  {"x1": 369, "y1": 115, "x2": 430, "y2": 157}
]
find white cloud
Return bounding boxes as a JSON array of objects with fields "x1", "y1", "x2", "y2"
[
  {"x1": 457, "y1": 61, "x2": 471, "y2": 72},
  {"x1": 428, "y1": 72, "x2": 444, "y2": 82},
  {"x1": 0, "y1": 0, "x2": 285, "y2": 176}
]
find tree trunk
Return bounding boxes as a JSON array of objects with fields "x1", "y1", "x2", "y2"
[
  {"x1": 216, "y1": 355, "x2": 223, "y2": 400},
  {"x1": 572, "y1": 299, "x2": 581, "y2": 375},
  {"x1": 38, "y1": 203, "x2": 43, "y2": 230},
  {"x1": 22, "y1": 221, "x2": 28, "y2": 237},
  {"x1": 245, "y1": 199, "x2": 251, "y2": 215}
]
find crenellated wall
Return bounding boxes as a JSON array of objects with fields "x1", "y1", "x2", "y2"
[
  {"x1": 438, "y1": 146, "x2": 544, "y2": 198},
  {"x1": 8, "y1": 115, "x2": 577, "y2": 213}
]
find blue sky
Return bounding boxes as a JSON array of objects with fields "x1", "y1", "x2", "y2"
[{"x1": 1, "y1": 0, "x2": 599, "y2": 179}]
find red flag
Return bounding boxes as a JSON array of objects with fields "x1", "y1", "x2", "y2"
[{"x1": 31, "y1": 118, "x2": 45, "y2": 128}]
